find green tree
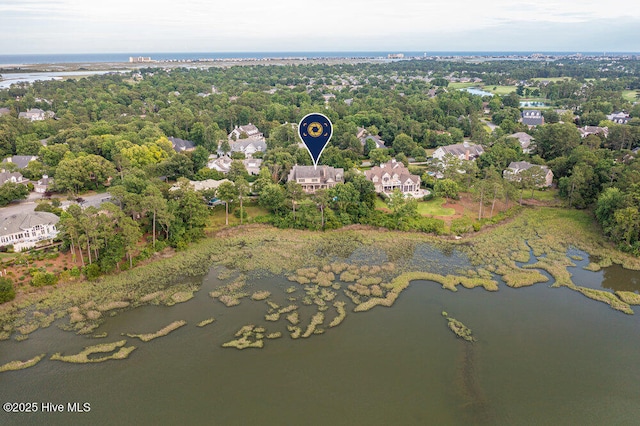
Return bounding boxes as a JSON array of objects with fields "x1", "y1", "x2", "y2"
[
  {"x1": 235, "y1": 177, "x2": 250, "y2": 225},
  {"x1": 0, "y1": 182, "x2": 29, "y2": 206},
  {"x1": 216, "y1": 181, "x2": 238, "y2": 225},
  {"x1": 0, "y1": 277, "x2": 15, "y2": 303},
  {"x1": 141, "y1": 185, "x2": 168, "y2": 248},
  {"x1": 258, "y1": 183, "x2": 286, "y2": 214},
  {"x1": 433, "y1": 179, "x2": 459, "y2": 202}
]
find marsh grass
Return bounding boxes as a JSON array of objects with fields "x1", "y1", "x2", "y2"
[
  {"x1": 51, "y1": 340, "x2": 136, "y2": 363},
  {"x1": 329, "y1": 301, "x2": 347, "y2": 327},
  {"x1": 301, "y1": 312, "x2": 324, "y2": 338},
  {"x1": 502, "y1": 271, "x2": 549, "y2": 288},
  {"x1": 0, "y1": 353, "x2": 46, "y2": 373},
  {"x1": 126, "y1": 320, "x2": 187, "y2": 342},
  {"x1": 571, "y1": 287, "x2": 633, "y2": 314},
  {"x1": 197, "y1": 318, "x2": 215, "y2": 327},
  {"x1": 615, "y1": 291, "x2": 640, "y2": 305},
  {"x1": 442, "y1": 312, "x2": 475, "y2": 342},
  {"x1": 222, "y1": 324, "x2": 264, "y2": 349},
  {"x1": 251, "y1": 291, "x2": 271, "y2": 301}
]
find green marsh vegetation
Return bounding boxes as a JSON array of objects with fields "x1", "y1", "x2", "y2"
[
  {"x1": 50, "y1": 340, "x2": 136, "y2": 363},
  {"x1": 1, "y1": 208, "x2": 640, "y2": 350},
  {"x1": 442, "y1": 312, "x2": 475, "y2": 342},
  {"x1": 0, "y1": 353, "x2": 46, "y2": 373},
  {"x1": 125, "y1": 320, "x2": 187, "y2": 342}
]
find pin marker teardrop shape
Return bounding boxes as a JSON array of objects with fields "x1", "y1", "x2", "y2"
[{"x1": 298, "y1": 113, "x2": 333, "y2": 169}]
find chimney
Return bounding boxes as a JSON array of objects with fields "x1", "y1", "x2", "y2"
[{"x1": 465, "y1": 150, "x2": 470, "y2": 161}]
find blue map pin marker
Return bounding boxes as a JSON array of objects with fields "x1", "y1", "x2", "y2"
[{"x1": 298, "y1": 113, "x2": 333, "y2": 168}]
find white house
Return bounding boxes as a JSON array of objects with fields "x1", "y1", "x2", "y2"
[
  {"x1": 0, "y1": 212, "x2": 59, "y2": 250},
  {"x1": 18, "y1": 108, "x2": 54, "y2": 121},
  {"x1": 208, "y1": 156, "x2": 262, "y2": 175},
  {"x1": 228, "y1": 123, "x2": 264, "y2": 141},
  {"x1": 226, "y1": 137, "x2": 267, "y2": 157}
]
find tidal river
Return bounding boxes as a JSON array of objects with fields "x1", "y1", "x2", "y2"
[{"x1": 1, "y1": 244, "x2": 640, "y2": 426}]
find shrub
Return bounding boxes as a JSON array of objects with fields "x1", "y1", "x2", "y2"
[
  {"x1": 83, "y1": 264, "x2": 101, "y2": 281},
  {"x1": 0, "y1": 277, "x2": 15, "y2": 303},
  {"x1": 30, "y1": 271, "x2": 58, "y2": 287},
  {"x1": 451, "y1": 217, "x2": 473, "y2": 235},
  {"x1": 473, "y1": 222, "x2": 482, "y2": 232}
]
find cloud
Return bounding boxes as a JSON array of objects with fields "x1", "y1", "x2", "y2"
[{"x1": 0, "y1": 0, "x2": 639, "y2": 53}]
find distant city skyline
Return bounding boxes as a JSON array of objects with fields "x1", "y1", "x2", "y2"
[{"x1": 1, "y1": 0, "x2": 639, "y2": 54}]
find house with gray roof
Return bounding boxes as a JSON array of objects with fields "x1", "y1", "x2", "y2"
[
  {"x1": 508, "y1": 132, "x2": 535, "y2": 153},
  {"x1": 229, "y1": 123, "x2": 264, "y2": 141},
  {"x1": 503, "y1": 161, "x2": 553, "y2": 187},
  {"x1": 0, "y1": 171, "x2": 27, "y2": 186},
  {"x1": 34, "y1": 175, "x2": 54, "y2": 193},
  {"x1": 207, "y1": 156, "x2": 262, "y2": 175},
  {"x1": 3, "y1": 155, "x2": 38, "y2": 169},
  {"x1": 287, "y1": 165, "x2": 344, "y2": 194},
  {"x1": 225, "y1": 137, "x2": 267, "y2": 158},
  {"x1": 168, "y1": 137, "x2": 196, "y2": 153},
  {"x1": 579, "y1": 126, "x2": 608, "y2": 138},
  {"x1": 0, "y1": 107, "x2": 11, "y2": 117},
  {"x1": 18, "y1": 108, "x2": 54, "y2": 121},
  {"x1": 433, "y1": 142, "x2": 484, "y2": 162},
  {"x1": 521, "y1": 110, "x2": 544, "y2": 127},
  {"x1": 357, "y1": 127, "x2": 386, "y2": 150},
  {"x1": 0, "y1": 211, "x2": 59, "y2": 250},
  {"x1": 364, "y1": 159, "x2": 421, "y2": 196},
  {"x1": 607, "y1": 112, "x2": 630, "y2": 124}
]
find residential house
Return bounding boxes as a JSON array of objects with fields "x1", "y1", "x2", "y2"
[
  {"x1": 34, "y1": 175, "x2": 54, "y2": 193},
  {"x1": 433, "y1": 142, "x2": 484, "y2": 162},
  {"x1": 364, "y1": 159, "x2": 421, "y2": 196},
  {"x1": 3, "y1": 155, "x2": 38, "y2": 169},
  {"x1": 0, "y1": 171, "x2": 27, "y2": 185},
  {"x1": 168, "y1": 136, "x2": 196, "y2": 153},
  {"x1": 228, "y1": 123, "x2": 264, "y2": 141},
  {"x1": 287, "y1": 165, "x2": 344, "y2": 194},
  {"x1": 521, "y1": 110, "x2": 544, "y2": 127},
  {"x1": 579, "y1": 126, "x2": 609, "y2": 138},
  {"x1": 508, "y1": 132, "x2": 535, "y2": 153},
  {"x1": 0, "y1": 107, "x2": 11, "y2": 117},
  {"x1": 357, "y1": 127, "x2": 386, "y2": 150},
  {"x1": 0, "y1": 211, "x2": 59, "y2": 250},
  {"x1": 607, "y1": 112, "x2": 630, "y2": 124},
  {"x1": 226, "y1": 137, "x2": 267, "y2": 157},
  {"x1": 207, "y1": 156, "x2": 262, "y2": 175},
  {"x1": 503, "y1": 161, "x2": 553, "y2": 187},
  {"x1": 18, "y1": 108, "x2": 54, "y2": 121}
]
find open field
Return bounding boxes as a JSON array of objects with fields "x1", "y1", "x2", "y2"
[
  {"x1": 484, "y1": 85, "x2": 517, "y2": 95},
  {"x1": 622, "y1": 90, "x2": 639, "y2": 102}
]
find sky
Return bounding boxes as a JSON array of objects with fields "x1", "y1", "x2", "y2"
[{"x1": 1, "y1": 0, "x2": 639, "y2": 54}]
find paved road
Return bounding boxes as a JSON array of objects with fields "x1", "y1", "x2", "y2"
[{"x1": 0, "y1": 193, "x2": 112, "y2": 220}]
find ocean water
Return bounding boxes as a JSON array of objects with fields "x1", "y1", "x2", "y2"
[{"x1": 0, "y1": 51, "x2": 637, "y2": 66}]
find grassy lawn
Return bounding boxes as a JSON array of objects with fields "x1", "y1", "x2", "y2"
[
  {"x1": 531, "y1": 77, "x2": 571, "y2": 82},
  {"x1": 622, "y1": 90, "x2": 639, "y2": 102},
  {"x1": 448, "y1": 82, "x2": 475, "y2": 89},
  {"x1": 484, "y1": 85, "x2": 517, "y2": 95},
  {"x1": 417, "y1": 197, "x2": 456, "y2": 216},
  {"x1": 375, "y1": 197, "x2": 390, "y2": 211},
  {"x1": 206, "y1": 202, "x2": 270, "y2": 230}
]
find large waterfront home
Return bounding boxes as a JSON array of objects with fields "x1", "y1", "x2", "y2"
[
  {"x1": 287, "y1": 165, "x2": 344, "y2": 194},
  {"x1": 0, "y1": 212, "x2": 59, "y2": 250},
  {"x1": 364, "y1": 159, "x2": 421, "y2": 196}
]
